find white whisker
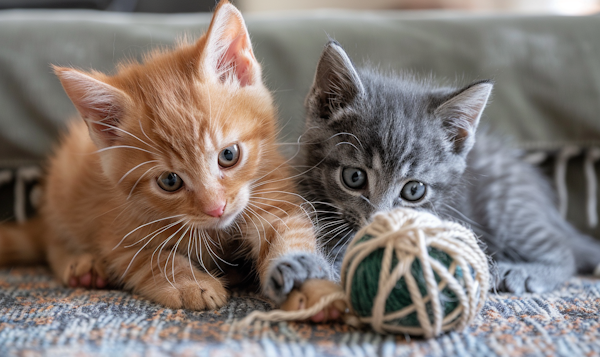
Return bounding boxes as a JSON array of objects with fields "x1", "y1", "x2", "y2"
[
  {"x1": 114, "y1": 214, "x2": 185, "y2": 249},
  {"x1": 90, "y1": 120, "x2": 161, "y2": 152},
  {"x1": 118, "y1": 160, "x2": 159, "y2": 185},
  {"x1": 127, "y1": 165, "x2": 158, "y2": 200},
  {"x1": 94, "y1": 145, "x2": 156, "y2": 156}
]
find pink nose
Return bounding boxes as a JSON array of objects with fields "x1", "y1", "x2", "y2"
[{"x1": 206, "y1": 203, "x2": 226, "y2": 218}]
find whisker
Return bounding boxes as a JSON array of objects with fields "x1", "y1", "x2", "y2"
[
  {"x1": 139, "y1": 119, "x2": 159, "y2": 147},
  {"x1": 248, "y1": 196, "x2": 292, "y2": 218},
  {"x1": 250, "y1": 189, "x2": 316, "y2": 217},
  {"x1": 118, "y1": 160, "x2": 159, "y2": 185},
  {"x1": 245, "y1": 206, "x2": 278, "y2": 243},
  {"x1": 315, "y1": 219, "x2": 347, "y2": 232},
  {"x1": 359, "y1": 195, "x2": 376, "y2": 209},
  {"x1": 168, "y1": 225, "x2": 190, "y2": 284},
  {"x1": 242, "y1": 210, "x2": 264, "y2": 254},
  {"x1": 90, "y1": 120, "x2": 161, "y2": 152},
  {"x1": 120, "y1": 219, "x2": 185, "y2": 280},
  {"x1": 123, "y1": 219, "x2": 182, "y2": 248},
  {"x1": 320, "y1": 223, "x2": 351, "y2": 247},
  {"x1": 187, "y1": 228, "x2": 199, "y2": 285},
  {"x1": 128, "y1": 165, "x2": 158, "y2": 200},
  {"x1": 326, "y1": 132, "x2": 364, "y2": 150},
  {"x1": 330, "y1": 229, "x2": 354, "y2": 263},
  {"x1": 204, "y1": 231, "x2": 237, "y2": 268},
  {"x1": 151, "y1": 222, "x2": 188, "y2": 287},
  {"x1": 94, "y1": 145, "x2": 156, "y2": 156},
  {"x1": 247, "y1": 202, "x2": 290, "y2": 232},
  {"x1": 335, "y1": 141, "x2": 359, "y2": 152},
  {"x1": 194, "y1": 228, "x2": 217, "y2": 280},
  {"x1": 114, "y1": 214, "x2": 185, "y2": 249}
]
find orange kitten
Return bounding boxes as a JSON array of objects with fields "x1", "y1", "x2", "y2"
[{"x1": 0, "y1": 0, "x2": 335, "y2": 311}]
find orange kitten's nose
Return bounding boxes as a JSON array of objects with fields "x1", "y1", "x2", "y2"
[{"x1": 206, "y1": 202, "x2": 226, "y2": 218}]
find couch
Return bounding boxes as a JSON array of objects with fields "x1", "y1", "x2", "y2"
[{"x1": 0, "y1": 8, "x2": 599, "y2": 356}]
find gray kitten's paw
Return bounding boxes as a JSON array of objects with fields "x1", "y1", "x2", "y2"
[
  {"x1": 493, "y1": 262, "x2": 564, "y2": 294},
  {"x1": 263, "y1": 252, "x2": 332, "y2": 304}
]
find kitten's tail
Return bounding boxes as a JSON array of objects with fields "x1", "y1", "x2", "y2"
[{"x1": 0, "y1": 217, "x2": 46, "y2": 266}]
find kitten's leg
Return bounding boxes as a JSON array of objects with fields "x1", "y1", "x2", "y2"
[
  {"x1": 482, "y1": 211, "x2": 577, "y2": 294},
  {"x1": 493, "y1": 260, "x2": 574, "y2": 294},
  {"x1": 46, "y1": 243, "x2": 108, "y2": 289},
  {"x1": 108, "y1": 246, "x2": 228, "y2": 310},
  {"x1": 255, "y1": 214, "x2": 332, "y2": 303},
  {"x1": 249, "y1": 212, "x2": 344, "y2": 320}
]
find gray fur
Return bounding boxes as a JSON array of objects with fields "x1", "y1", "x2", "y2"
[
  {"x1": 263, "y1": 252, "x2": 333, "y2": 304},
  {"x1": 299, "y1": 40, "x2": 600, "y2": 294}
]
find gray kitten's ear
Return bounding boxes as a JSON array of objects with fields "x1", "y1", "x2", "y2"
[
  {"x1": 435, "y1": 80, "x2": 493, "y2": 155},
  {"x1": 308, "y1": 41, "x2": 364, "y2": 120}
]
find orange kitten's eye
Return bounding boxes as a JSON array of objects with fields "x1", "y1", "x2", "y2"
[
  {"x1": 157, "y1": 172, "x2": 183, "y2": 192},
  {"x1": 218, "y1": 144, "x2": 240, "y2": 168}
]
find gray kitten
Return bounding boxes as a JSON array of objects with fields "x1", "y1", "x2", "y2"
[{"x1": 299, "y1": 40, "x2": 600, "y2": 294}]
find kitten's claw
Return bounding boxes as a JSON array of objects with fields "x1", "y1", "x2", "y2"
[
  {"x1": 63, "y1": 253, "x2": 108, "y2": 289},
  {"x1": 281, "y1": 279, "x2": 346, "y2": 323}
]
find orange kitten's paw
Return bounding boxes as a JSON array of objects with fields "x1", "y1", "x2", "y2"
[
  {"x1": 62, "y1": 253, "x2": 108, "y2": 289},
  {"x1": 281, "y1": 279, "x2": 347, "y2": 323},
  {"x1": 153, "y1": 278, "x2": 229, "y2": 311}
]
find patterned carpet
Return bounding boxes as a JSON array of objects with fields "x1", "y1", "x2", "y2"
[{"x1": 0, "y1": 267, "x2": 599, "y2": 357}]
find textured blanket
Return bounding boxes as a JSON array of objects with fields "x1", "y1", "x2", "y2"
[{"x1": 0, "y1": 267, "x2": 598, "y2": 356}]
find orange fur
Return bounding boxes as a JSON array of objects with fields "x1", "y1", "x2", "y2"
[{"x1": 0, "y1": 1, "x2": 327, "y2": 310}]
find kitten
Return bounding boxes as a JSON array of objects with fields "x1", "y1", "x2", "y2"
[
  {"x1": 0, "y1": 1, "x2": 334, "y2": 311},
  {"x1": 297, "y1": 40, "x2": 600, "y2": 294}
]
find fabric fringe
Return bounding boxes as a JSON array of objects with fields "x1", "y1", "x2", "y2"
[
  {"x1": 1, "y1": 148, "x2": 600, "y2": 227},
  {"x1": 0, "y1": 166, "x2": 42, "y2": 222},
  {"x1": 525, "y1": 145, "x2": 600, "y2": 229}
]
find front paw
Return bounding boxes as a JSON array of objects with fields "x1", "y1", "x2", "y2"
[
  {"x1": 63, "y1": 253, "x2": 108, "y2": 289},
  {"x1": 263, "y1": 252, "x2": 332, "y2": 303},
  {"x1": 149, "y1": 277, "x2": 229, "y2": 310},
  {"x1": 281, "y1": 279, "x2": 346, "y2": 323},
  {"x1": 493, "y1": 262, "x2": 561, "y2": 294}
]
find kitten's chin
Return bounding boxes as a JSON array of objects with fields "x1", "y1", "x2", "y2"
[{"x1": 212, "y1": 212, "x2": 239, "y2": 229}]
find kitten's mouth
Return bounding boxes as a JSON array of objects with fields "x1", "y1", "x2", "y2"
[{"x1": 211, "y1": 210, "x2": 240, "y2": 229}]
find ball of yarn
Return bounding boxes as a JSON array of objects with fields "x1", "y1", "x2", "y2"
[{"x1": 341, "y1": 208, "x2": 489, "y2": 338}]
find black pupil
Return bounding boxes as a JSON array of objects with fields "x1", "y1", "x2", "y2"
[
  {"x1": 352, "y1": 171, "x2": 361, "y2": 183},
  {"x1": 164, "y1": 173, "x2": 177, "y2": 187},
  {"x1": 224, "y1": 149, "x2": 233, "y2": 161},
  {"x1": 410, "y1": 184, "x2": 419, "y2": 195}
]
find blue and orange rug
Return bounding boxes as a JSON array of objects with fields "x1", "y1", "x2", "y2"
[{"x1": 0, "y1": 267, "x2": 598, "y2": 356}]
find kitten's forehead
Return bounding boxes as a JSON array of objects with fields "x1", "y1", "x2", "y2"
[{"x1": 309, "y1": 71, "x2": 459, "y2": 184}]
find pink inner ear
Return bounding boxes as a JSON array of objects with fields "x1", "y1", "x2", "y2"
[
  {"x1": 84, "y1": 102, "x2": 122, "y2": 142},
  {"x1": 55, "y1": 68, "x2": 128, "y2": 147},
  {"x1": 217, "y1": 33, "x2": 254, "y2": 87}
]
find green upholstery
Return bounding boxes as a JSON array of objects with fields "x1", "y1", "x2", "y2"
[
  {"x1": 2, "y1": 11, "x2": 600, "y2": 162},
  {"x1": 2, "y1": 10, "x2": 600, "y2": 236}
]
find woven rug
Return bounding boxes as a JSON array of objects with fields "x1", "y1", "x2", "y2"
[{"x1": 0, "y1": 267, "x2": 599, "y2": 357}]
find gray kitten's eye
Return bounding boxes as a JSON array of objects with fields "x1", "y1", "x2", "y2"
[
  {"x1": 342, "y1": 167, "x2": 367, "y2": 189},
  {"x1": 157, "y1": 172, "x2": 183, "y2": 192},
  {"x1": 218, "y1": 144, "x2": 240, "y2": 168},
  {"x1": 401, "y1": 181, "x2": 426, "y2": 201}
]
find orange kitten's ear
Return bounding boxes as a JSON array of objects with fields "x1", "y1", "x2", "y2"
[
  {"x1": 201, "y1": 1, "x2": 260, "y2": 87},
  {"x1": 54, "y1": 66, "x2": 132, "y2": 148}
]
